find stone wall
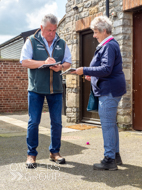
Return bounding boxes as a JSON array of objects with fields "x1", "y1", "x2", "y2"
[
  {"x1": 109, "y1": 1, "x2": 133, "y2": 129},
  {"x1": 57, "y1": 0, "x2": 133, "y2": 128}
]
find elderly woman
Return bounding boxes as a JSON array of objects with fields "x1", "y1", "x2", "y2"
[{"x1": 73, "y1": 16, "x2": 126, "y2": 170}]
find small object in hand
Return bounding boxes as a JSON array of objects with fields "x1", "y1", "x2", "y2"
[
  {"x1": 60, "y1": 68, "x2": 76, "y2": 75},
  {"x1": 86, "y1": 142, "x2": 90, "y2": 145}
]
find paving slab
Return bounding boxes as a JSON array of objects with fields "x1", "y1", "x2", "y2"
[{"x1": 0, "y1": 112, "x2": 142, "y2": 190}]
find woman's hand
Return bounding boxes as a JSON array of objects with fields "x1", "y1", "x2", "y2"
[
  {"x1": 71, "y1": 67, "x2": 84, "y2": 75},
  {"x1": 85, "y1": 75, "x2": 91, "y2": 81}
]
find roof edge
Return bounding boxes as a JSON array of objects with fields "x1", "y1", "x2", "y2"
[
  {"x1": 0, "y1": 28, "x2": 39, "y2": 48},
  {"x1": 58, "y1": 15, "x2": 66, "y2": 27},
  {"x1": 0, "y1": 35, "x2": 22, "y2": 48}
]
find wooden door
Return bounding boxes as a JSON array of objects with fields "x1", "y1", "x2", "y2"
[
  {"x1": 80, "y1": 30, "x2": 100, "y2": 124},
  {"x1": 133, "y1": 10, "x2": 142, "y2": 130}
]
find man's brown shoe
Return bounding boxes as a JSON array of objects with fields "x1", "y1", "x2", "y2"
[
  {"x1": 26, "y1": 155, "x2": 37, "y2": 169},
  {"x1": 49, "y1": 152, "x2": 66, "y2": 164}
]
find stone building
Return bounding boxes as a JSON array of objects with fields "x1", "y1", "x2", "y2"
[{"x1": 57, "y1": 0, "x2": 142, "y2": 130}]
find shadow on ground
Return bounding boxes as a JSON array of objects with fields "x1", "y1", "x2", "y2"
[
  {"x1": 39, "y1": 161, "x2": 142, "y2": 189},
  {"x1": 0, "y1": 133, "x2": 87, "y2": 166},
  {"x1": 0, "y1": 132, "x2": 142, "y2": 189}
]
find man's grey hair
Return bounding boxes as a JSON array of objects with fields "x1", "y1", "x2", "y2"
[
  {"x1": 90, "y1": 16, "x2": 112, "y2": 34},
  {"x1": 41, "y1": 14, "x2": 58, "y2": 27}
]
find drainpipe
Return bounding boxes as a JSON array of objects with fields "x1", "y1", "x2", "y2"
[{"x1": 106, "y1": 0, "x2": 109, "y2": 17}]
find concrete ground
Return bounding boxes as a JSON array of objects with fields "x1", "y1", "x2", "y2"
[{"x1": 0, "y1": 112, "x2": 142, "y2": 190}]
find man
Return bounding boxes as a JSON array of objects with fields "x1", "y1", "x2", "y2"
[{"x1": 20, "y1": 14, "x2": 72, "y2": 168}]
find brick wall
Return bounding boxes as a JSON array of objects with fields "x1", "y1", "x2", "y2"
[{"x1": 0, "y1": 59, "x2": 28, "y2": 113}]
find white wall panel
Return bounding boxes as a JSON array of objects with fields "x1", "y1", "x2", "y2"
[{"x1": 0, "y1": 38, "x2": 24, "y2": 59}]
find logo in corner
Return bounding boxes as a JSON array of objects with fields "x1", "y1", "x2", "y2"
[{"x1": 55, "y1": 45, "x2": 62, "y2": 50}]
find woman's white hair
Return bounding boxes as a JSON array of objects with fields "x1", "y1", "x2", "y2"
[
  {"x1": 90, "y1": 16, "x2": 112, "y2": 34},
  {"x1": 41, "y1": 14, "x2": 58, "y2": 27}
]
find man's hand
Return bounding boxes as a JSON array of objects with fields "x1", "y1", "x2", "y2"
[
  {"x1": 50, "y1": 64, "x2": 62, "y2": 72},
  {"x1": 45, "y1": 57, "x2": 56, "y2": 65},
  {"x1": 71, "y1": 67, "x2": 84, "y2": 75}
]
